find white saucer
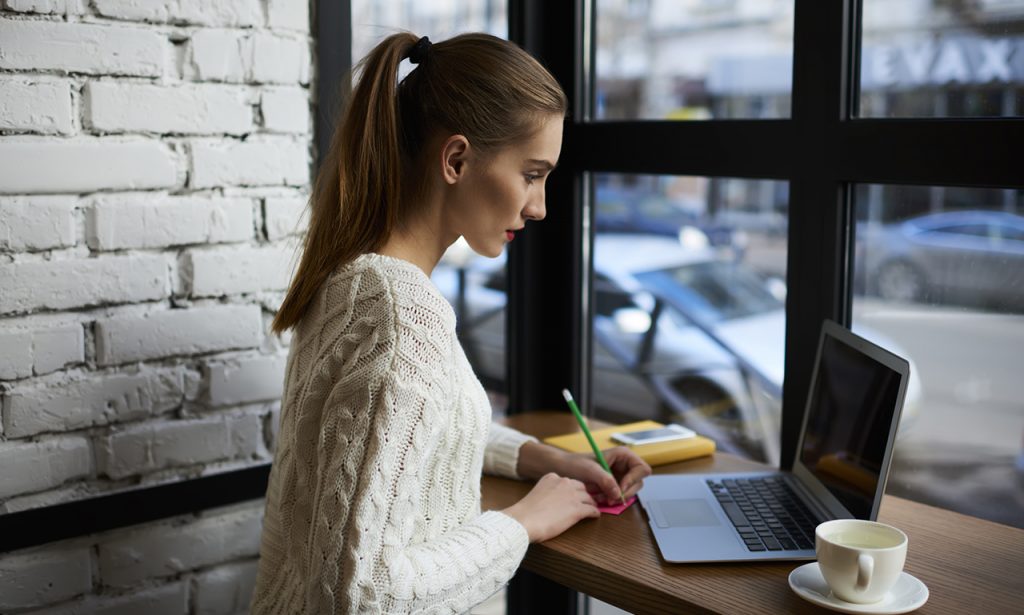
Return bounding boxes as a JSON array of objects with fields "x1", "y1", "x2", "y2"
[{"x1": 788, "y1": 562, "x2": 929, "y2": 614}]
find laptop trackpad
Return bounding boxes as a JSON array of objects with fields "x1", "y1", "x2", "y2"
[{"x1": 651, "y1": 499, "x2": 722, "y2": 528}]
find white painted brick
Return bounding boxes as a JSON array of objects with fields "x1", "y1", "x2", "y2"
[
  {"x1": 0, "y1": 138, "x2": 178, "y2": 194},
  {"x1": 94, "y1": 0, "x2": 261, "y2": 28},
  {"x1": 98, "y1": 507, "x2": 261, "y2": 587},
  {"x1": 0, "y1": 437, "x2": 91, "y2": 499},
  {"x1": 205, "y1": 353, "x2": 285, "y2": 406},
  {"x1": 0, "y1": 77, "x2": 74, "y2": 134},
  {"x1": 0, "y1": 196, "x2": 77, "y2": 251},
  {"x1": 0, "y1": 547, "x2": 92, "y2": 611},
  {"x1": 32, "y1": 325, "x2": 84, "y2": 375},
  {"x1": 0, "y1": 329, "x2": 33, "y2": 379},
  {"x1": 194, "y1": 560, "x2": 259, "y2": 615},
  {"x1": 259, "y1": 86, "x2": 309, "y2": 133},
  {"x1": 190, "y1": 138, "x2": 309, "y2": 188},
  {"x1": 0, "y1": 324, "x2": 83, "y2": 380},
  {"x1": 94, "y1": 305, "x2": 263, "y2": 365},
  {"x1": 87, "y1": 195, "x2": 253, "y2": 250},
  {"x1": 0, "y1": 255, "x2": 168, "y2": 315},
  {"x1": 26, "y1": 581, "x2": 188, "y2": 615},
  {"x1": 0, "y1": 20, "x2": 166, "y2": 77},
  {"x1": 263, "y1": 195, "x2": 306, "y2": 239},
  {"x1": 186, "y1": 29, "x2": 309, "y2": 85},
  {"x1": 85, "y1": 81, "x2": 254, "y2": 135},
  {"x1": 96, "y1": 413, "x2": 263, "y2": 479},
  {"x1": 267, "y1": 0, "x2": 309, "y2": 32},
  {"x1": 187, "y1": 29, "x2": 248, "y2": 83},
  {"x1": 4, "y1": 0, "x2": 88, "y2": 15},
  {"x1": 251, "y1": 32, "x2": 310, "y2": 85},
  {"x1": 187, "y1": 245, "x2": 293, "y2": 297},
  {"x1": 3, "y1": 366, "x2": 184, "y2": 437}
]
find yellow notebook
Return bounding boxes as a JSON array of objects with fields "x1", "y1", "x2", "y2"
[{"x1": 543, "y1": 420, "x2": 715, "y2": 467}]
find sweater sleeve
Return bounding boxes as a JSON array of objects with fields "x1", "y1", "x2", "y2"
[
  {"x1": 483, "y1": 422, "x2": 538, "y2": 480},
  {"x1": 312, "y1": 312, "x2": 530, "y2": 614}
]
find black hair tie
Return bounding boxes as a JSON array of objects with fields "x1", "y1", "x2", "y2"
[{"x1": 407, "y1": 36, "x2": 432, "y2": 65}]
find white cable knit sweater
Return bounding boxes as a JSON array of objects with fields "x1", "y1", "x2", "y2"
[{"x1": 251, "y1": 253, "x2": 537, "y2": 614}]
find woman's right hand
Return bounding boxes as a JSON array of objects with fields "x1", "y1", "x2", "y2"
[{"x1": 502, "y1": 472, "x2": 600, "y2": 543}]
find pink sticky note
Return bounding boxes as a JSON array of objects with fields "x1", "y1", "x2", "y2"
[{"x1": 598, "y1": 495, "x2": 637, "y2": 515}]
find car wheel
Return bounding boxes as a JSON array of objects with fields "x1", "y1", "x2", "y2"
[{"x1": 875, "y1": 260, "x2": 926, "y2": 303}]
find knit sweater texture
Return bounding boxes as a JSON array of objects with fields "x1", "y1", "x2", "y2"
[{"x1": 250, "y1": 253, "x2": 536, "y2": 614}]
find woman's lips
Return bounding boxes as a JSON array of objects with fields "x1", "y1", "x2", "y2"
[{"x1": 506, "y1": 231, "x2": 515, "y2": 241}]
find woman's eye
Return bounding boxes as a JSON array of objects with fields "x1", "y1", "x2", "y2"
[{"x1": 525, "y1": 174, "x2": 542, "y2": 184}]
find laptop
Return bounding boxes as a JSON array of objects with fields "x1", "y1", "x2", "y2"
[{"x1": 637, "y1": 319, "x2": 910, "y2": 563}]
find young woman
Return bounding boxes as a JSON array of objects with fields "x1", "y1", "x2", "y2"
[{"x1": 251, "y1": 32, "x2": 652, "y2": 614}]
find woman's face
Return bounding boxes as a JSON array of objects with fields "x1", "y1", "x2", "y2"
[{"x1": 445, "y1": 115, "x2": 563, "y2": 258}]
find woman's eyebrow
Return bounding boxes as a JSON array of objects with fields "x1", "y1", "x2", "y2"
[{"x1": 526, "y1": 159, "x2": 556, "y2": 171}]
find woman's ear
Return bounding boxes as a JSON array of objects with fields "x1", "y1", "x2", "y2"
[{"x1": 440, "y1": 134, "x2": 471, "y2": 185}]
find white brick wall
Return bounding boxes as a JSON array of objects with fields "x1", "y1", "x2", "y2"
[
  {"x1": 1, "y1": 0, "x2": 310, "y2": 609},
  {"x1": 0, "y1": 20, "x2": 167, "y2": 76},
  {"x1": 84, "y1": 81, "x2": 255, "y2": 135},
  {"x1": 3, "y1": 366, "x2": 186, "y2": 437},
  {"x1": 0, "y1": 323, "x2": 83, "y2": 379},
  {"x1": 0, "y1": 77, "x2": 74, "y2": 134},
  {"x1": 0, "y1": 196, "x2": 77, "y2": 251},
  {"x1": 86, "y1": 195, "x2": 254, "y2": 250},
  {"x1": 189, "y1": 137, "x2": 310, "y2": 188},
  {"x1": 194, "y1": 560, "x2": 259, "y2": 615},
  {"x1": 0, "y1": 254, "x2": 169, "y2": 315},
  {"x1": 98, "y1": 503, "x2": 263, "y2": 587},
  {"x1": 94, "y1": 305, "x2": 263, "y2": 365},
  {"x1": 186, "y1": 245, "x2": 294, "y2": 296},
  {"x1": 93, "y1": 0, "x2": 263, "y2": 28},
  {"x1": 0, "y1": 548, "x2": 92, "y2": 611},
  {"x1": 0, "y1": 138, "x2": 179, "y2": 194},
  {"x1": 0, "y1": 437, "x2": 92, "y2": 499}
]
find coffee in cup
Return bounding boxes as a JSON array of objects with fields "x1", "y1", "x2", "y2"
[{"x1": 815, "y1": 519, "x2": 908, "y2": 604}]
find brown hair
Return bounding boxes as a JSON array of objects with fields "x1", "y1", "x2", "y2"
[{"x1": 271, "y1": 32, "x2": 567, "y2": 333}]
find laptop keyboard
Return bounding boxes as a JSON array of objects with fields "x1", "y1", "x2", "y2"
[{"x1": 707, "y1": 477, "x2": 819, "y2": 552}]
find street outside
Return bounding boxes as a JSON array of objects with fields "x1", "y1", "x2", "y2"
[
  {"x1": 853, "y1": 301, "x2": 1024, "y2": 529},
  {"x1": 743, "y1": 234, "x2": 1024, "y2": 529}
]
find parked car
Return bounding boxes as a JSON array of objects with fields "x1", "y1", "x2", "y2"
[
  {"x1": 433, "y1": 234, "x2": 922, "y2": 464},
  {"x1": 595, "y1": 184, "x2": 743, "y2": 257},
  {"x1": 858, "y1": 210, "x2": 1024, "y2": 310}
]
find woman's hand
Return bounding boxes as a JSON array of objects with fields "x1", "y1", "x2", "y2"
[
  {"x1": 556, "y1": 446, "x2": 653, "y2": 505},
  {"x1": 502, "y1": 473, "x2": 600, "y2": 543}
]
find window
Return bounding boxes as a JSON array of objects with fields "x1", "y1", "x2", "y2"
[
  {"x1": 590, "y1": 173, "x2": 789, "y2": 466},
  {"x1": 595, "y1": 0, "x2": 795, "y2": 120},
  {"x1": 859, "y1": 0, "x2": 1024, "y2": 117},
  {"x1": 853, "y1": 184, "x2": 1024, "y2": 528}
]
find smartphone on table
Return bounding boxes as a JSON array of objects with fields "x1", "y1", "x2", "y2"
[{"x1": 610, "y1": 424, "x2": 696, "y2": 446}]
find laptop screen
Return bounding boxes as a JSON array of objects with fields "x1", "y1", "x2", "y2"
[{"x1": 797, "y1": 329, "x2": 905, "y2": 520}]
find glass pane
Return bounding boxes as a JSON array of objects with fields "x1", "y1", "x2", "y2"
[
  {"x1": 591, "y1": 173, "x2": 789, "y2": 465},
  {"x1": 352, "y1": 0, "x2": 507, "y2": 64},
  {"x1": 594, "y1": 0, "x2": 795, "y2": 120},
  {"x1": 859, "y1": 0, "x2": 1024, "y2": 117},
  {"x1": 353, "y1": 1, "x2": 510, "y2": 406},
  {"x1": 853, "y1": 184, "x2": 1024, "y2": 529}
]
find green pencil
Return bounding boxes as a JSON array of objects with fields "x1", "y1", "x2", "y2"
[{"x1": 562, "y1": 388, "x2": 626, "y2": 505}]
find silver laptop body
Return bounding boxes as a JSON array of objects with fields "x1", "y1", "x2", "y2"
[{"x1": 637, "y1": 319, "x2": 910, "y2": 563}]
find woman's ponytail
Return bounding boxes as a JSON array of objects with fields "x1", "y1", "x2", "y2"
[{"x1": 272, "y1": 33, "x2": 417, "y2": 334}]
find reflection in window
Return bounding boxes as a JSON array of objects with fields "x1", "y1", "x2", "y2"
[
  {"x1": 595, "y1": 0, "x2": 795, "y2": 120},
  {"x1": 352, "y1": 0, "x2": 507, "y2": 66},
  {"x1": 591, "y1": 173, "x2": 789, "y2": 466},
  {"x1": 853, "y1": 183, "x2": 1024, "y2": 529},
  {"x1": 859, "y1": 0, "x2": 1024, "y2": 118}
]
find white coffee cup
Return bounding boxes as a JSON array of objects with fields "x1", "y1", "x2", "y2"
[{"x1": 815, "y1": 519, "x2": 908, "y2": 604}]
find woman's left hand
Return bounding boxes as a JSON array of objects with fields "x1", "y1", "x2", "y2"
[{"x1": 556, "y1": 447, "x2": 652, "y2": 505}]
